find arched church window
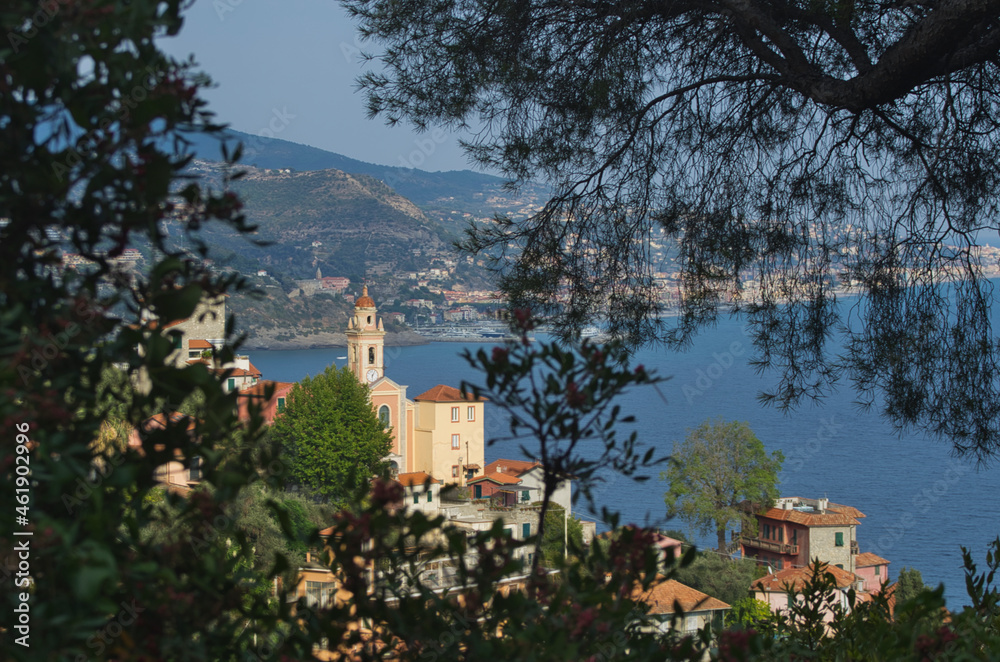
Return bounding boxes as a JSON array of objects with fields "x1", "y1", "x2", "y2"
[
  {"x1": 368, "y1": 347, "x2": 375, "y2": 364},
  {"x1": 379, "y1": 405, "x2": 390, "y2": 427},
  {"x1": 367, "y1": 315, "x2": 372, "y2": 324}
]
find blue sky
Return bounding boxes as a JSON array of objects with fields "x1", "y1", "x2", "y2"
[{"x1": 159, "y1": 0, "x2": 475, "y2": 173}]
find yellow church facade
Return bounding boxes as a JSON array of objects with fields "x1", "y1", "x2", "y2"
[{"x1": 347, "y1": 287, "x2": 485, "y2": 485}]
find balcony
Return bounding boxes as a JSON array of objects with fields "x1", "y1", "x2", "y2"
[
  {"x1": 851, "y1": 540, "x2": 859, "y2": 554},
  {"x1": 735, "y1": 532, "x2": 799, "y2": 556}
]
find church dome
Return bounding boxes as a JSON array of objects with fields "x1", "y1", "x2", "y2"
[{"x1": 355, "y1": 285, "x2": 376, "y2": 308}]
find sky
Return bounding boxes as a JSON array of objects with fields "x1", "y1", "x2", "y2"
[{"x1": 158, "y1": 0, "x2": 476, "y2": 173}]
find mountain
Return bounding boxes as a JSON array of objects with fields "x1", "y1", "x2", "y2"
[{"x1": 181, "y1": 129, "x2": 547, "y2": 236}]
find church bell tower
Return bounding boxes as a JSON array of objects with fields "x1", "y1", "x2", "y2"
[{"x1": 346, "y1": 285, "x2": 386, "y2": 385}]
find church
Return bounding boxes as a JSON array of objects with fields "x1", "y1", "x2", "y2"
[{"x1": 346, "y1": 287, "x2": 485, "y2": 485}]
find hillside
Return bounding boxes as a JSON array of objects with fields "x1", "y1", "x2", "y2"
[{"x1": 182, "y1": 128, "x2": 548, "y2": 236}]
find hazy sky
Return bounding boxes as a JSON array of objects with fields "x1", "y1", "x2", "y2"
[{"x1": 159, "y1": 0, "x2": 476, "y2": 173}]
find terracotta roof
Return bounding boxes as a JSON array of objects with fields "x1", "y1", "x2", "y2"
[
  {"x1": 247, "y1": 361, "x2": 262, "y2": 377},
  {"x1": 355, "y1": 285, "x2": 376, "y2": 308},
  {"x1": 485, "y1": 458, "x2": 542, "y2": 476},
  {"x1": 632, "y1": 578, "x2": 730, "y2": 615},
  {"x1": 413, "y1": 384, "x2": 487, "y2": 402},
  {"x1": 238, "y1": 380, "x2": 295, "y2": 398},
  {"x1": 468, "y1": 472, "x2": 523, "y2": 485},
  {"x1": 742, "y1": 498, "x2": 863, "y2": 527},
  {"x1": 396, "y1": 472, "x2": 441, "y2": 488},
  {"x1": 855, "y1": 552, "x2": 890, "y2": 568},
  {"x1": 188, "y1": 339, "x2": 213, "y2": 349},
  {"x1": 751, "y1": 563, "x2": 857, "y2": 593}
]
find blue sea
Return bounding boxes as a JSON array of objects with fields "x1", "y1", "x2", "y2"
[{"x1": 249, "y1": 318, "x2": 999, "y2": 610}]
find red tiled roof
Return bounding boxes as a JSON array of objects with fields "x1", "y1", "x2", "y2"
[
  {"x1": 632, "y1": 578, "x2": 730, "y2": 614},
  {"x1": 396, "y1": 472, "x2": 441, "y2": 487},
  {"x1": 238, "y1": 380, "x2": 294, "y2": 398},
  {"x1": 247, "y1": 361, "x2": 262, "y2": 377},
  {"x1": 413, "y1": 384, "x2": 487, "y2": 402},
  {"x1": 751, "y1": 563, "x2": 857, "y2": 593},
  {"x1": 188, "y1": 339, "x2": 213, "y2": 349},
  {"x1": 742, "y1": 498, "x2": 863, "y2": 527},
  {"x1": 468, "y1": 472, "x2": 523, "y2": 485},
  {"x1": 855, "y1": 552, "x2": 890, "y2": 567},
  {"x1": 485, "y1": 458, "x2": 542, "y2": 477}
]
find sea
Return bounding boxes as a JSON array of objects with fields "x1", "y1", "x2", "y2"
[{"x1": 249, "y1": 316, "x2": 999, "y2": 610}]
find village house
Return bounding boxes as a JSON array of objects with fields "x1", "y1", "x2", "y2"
[
  {"x1": 854, "y1": 552, "x2": 891, "y2": 594},
  {"x1": 631, "y1": 578, "x2": 730, "y2": 635},
  {"x1": 750, "y1": 562, "x2": 863, "y2": 626},
  {"x1": 737, "y1": 497, "x2": 864, "y2": 573}
]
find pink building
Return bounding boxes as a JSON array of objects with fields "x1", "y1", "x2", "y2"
[{"x1": 854, "y1": 552, "x2": 890, "y2": 593}]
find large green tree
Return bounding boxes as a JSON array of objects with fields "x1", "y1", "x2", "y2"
[
  {"x1": 344, "y1": 0, "x2": 1000, "y2": 459},
  {"x1": 662, "y1": 419, "x2": 783, "y2": 552},
  {"x1": 271, "y1": 365, "x2": 392, "y2": 503}
]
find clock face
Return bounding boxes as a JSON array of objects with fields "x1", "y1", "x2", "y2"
[{"x1": 366, "y1": 369, "x2": 379, "y2": 383}]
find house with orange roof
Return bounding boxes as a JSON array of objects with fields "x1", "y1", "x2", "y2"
[
  {"x1": 631, "y1": 578, "x2": 730, "y2": 635},
  {"x1": 467, "y1": 471, "x2": 536, "y2": 506},
  {"x1": 126, "y1": 412, "x2": 202, "y2": 491},
  {"x1": 737, "y1": 496, "x2": 864, "y2": 573},
  {"x1": 485, "y1": 458, "x2": 572, "y2": 512},
  {"x1": 395, "y1": 472, "x2": 442, "y2": 515},
  {"x1": 751, "y1": 562, "x2": 864, "y2": 625},
  {"x1": 236, "y1": 380, "x2": 295, "y2": 424},
  {"x1": 854, "y1": 551, "x2": 890, "y2": 593}
]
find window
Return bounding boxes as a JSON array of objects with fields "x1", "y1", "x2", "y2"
[
  {"x1": 277, "y1": 397, "x2": 285, "y2": 413},
  {"x1": 520, "y1": 490, "x2": 529, "y2": 503},
  {"x1": 227, "y1": 378, "x2": 235, "y2": 391},
  {"x1": 189, "y1": 350, "x2": 201, "y2": 358},
  {"x1": 791, "y1": 529, "x2": 797, "y2": 545},
  {"x1": 452, "y1": 465, "x2": 459, "y2": 478},
  {"x1": 172, "y1": 335, "x2": 182, "y2": 350},
  {"x1": 305, "y1": 581, "x2": 334, "y2": 609},
  {"x1": 413, "y1": 493, "x2": 419, "y2": 505},
  {"x1": 467, "y1": 406, "x2": 475, "y2": 421},
  {"x1": 378, "y1": 405, "x2": 390, "y2": 427},
  {"x1": 835, "y1": 532, "x2": 844, "y2": 547},
  {"x1": 452, "y1": 434, "x2": 460, "y2": 449},
  {"x1": 451, "y1": 406, "x2": 460, "y2": 422},
  {"x1": 474, "y1": 484, "x2": 482, "y2": 499},
  {"x1": 763, "y1": 524, "x2": 770, "y2": 539},
  {"x1": 874, "y1": 565, "x2": 880, "y2": 576},
  {"x1": 522, "y1": 522, "x2": 531, "y2": 539},
  {"x1": 368, "y1": 347, "x2": 375, "y2": 364},
  {"x1": 778, "y1": 528, "x2": 783, "y2": 543},
  {"x1": 427, "y1": 491, "x2": 432, "y2": 503},
  {"x1": 776, "y1": 559, "x2": 783, "y2": 570},
  {"x1": 188, "y1": 456, "x2": 202, "y2": 482}
]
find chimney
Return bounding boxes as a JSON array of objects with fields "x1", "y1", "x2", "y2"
[{"x1": 818, "y1": 498, "x2": 829, "y2": 512}]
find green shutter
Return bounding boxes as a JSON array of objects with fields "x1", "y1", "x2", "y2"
[
  {"x1": 277, "y1": 397, "x2": 285, "y2": 413},
  {"x1": 413, "y1": 494, "x2": 419, "y2": 505},
  {"x1": 522, "y1": 522, "x2": 530, "y2": 539},
  {"x1": 427, "y1": 491, "x2": 432, "y2": 503},
  {"x1": 835, "y1": 532, "x2": 844, "y2": 546},
  {"x1": 474, "y1": 485, "x2": 482, "y2": 499},
  {"x1": 227, "y1": 378, "x2": 235, "y2": 391}
]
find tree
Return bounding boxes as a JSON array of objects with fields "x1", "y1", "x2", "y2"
[
  {"x1": 0, "y1": 0, "x2": 318, "y2": 657},
  {"x1": 662, "y1": 419, "x2": 783, "y2": 551},
  {"x1": 674, "y1": 551, "x2": 764, "y2": 607},
  {"x1": 540, "y1": 504, "x2": 585, "y2": 564},
  {"x1": 345, "y1": 0, "x2": 1000, "y2": 459},
  {"x1": 895, "y1": 566, "x2": 934, "y2": 605},
  {"x1": 270, "y1": 365, "x2": 393, "y2": 503}
]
